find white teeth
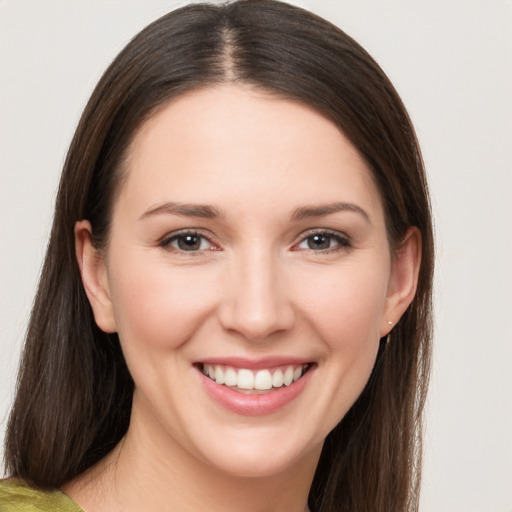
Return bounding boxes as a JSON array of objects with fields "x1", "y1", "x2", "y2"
[
  {"x1": 272, "y1": 369, "x2": 284, "y2": 388},
  {"x1": 237, "y1": 369, "x2": 254, "y2": 390},
  {"x1": 214, "y1": 365, "x2": 225, "y2": 385},
  {"x1": 224, "y1": 367, "x2": 237, "y2": 387},
  {"x1": 202, "y1": 363, "x2": 307, "y2": 391},
  {"x1": 283, "y1": 367, "x2": 294, "y2": 386},
  {"x1": 254, "y1": 369, "x2": 272, "y2": 390}
]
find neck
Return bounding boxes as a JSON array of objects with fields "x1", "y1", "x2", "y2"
[{"x1": 64, "y1": 399, "x2": 318, "y2": 512}]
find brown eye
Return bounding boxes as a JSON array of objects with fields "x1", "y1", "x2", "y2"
[
  {"x1": 177, "y1": 235, "x2": 203, "y2": 251},
  {"x1": 307, "y1": 234, "x2": 331, "y2": 250},
  {"x1": 161, "y1": 231, "x2": 214, "y2": 252},
  {"x1": 296, "y1": 231, "x2": 351, "y2": 252}
]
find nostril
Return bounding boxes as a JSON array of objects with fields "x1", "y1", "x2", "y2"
[{"x1": 218, "y1": 300, "x2": 296, "y2": 342}]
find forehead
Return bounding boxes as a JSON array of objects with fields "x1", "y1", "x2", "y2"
[{"x1": 118, "y1": 84, "x2": 384, "y2": 223}]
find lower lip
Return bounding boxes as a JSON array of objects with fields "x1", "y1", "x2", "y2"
[{"x1": 199, "y1": 367, "x2": 314, "y2": 416}]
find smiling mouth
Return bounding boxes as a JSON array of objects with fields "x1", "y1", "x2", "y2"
[{"x1": 198, "y1": 363, "x2": 314, "y2": 394}]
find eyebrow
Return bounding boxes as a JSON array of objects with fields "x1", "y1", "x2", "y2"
[
  {"x1": 291, "y1": 202, "x2": 372, "y2": 224},
  {"x1": 139, "y1": 200, "x2": 371, "y2": 224},
  {"x1": 139, "y1": 202, "x2": 222, "y2": 220}
]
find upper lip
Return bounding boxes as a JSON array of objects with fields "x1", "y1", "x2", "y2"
[{"x1": 196, "y1": 356, "x2": 313, "y2": 370}]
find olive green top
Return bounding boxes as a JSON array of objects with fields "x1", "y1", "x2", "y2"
[{"x1": 0, "y1": 478, "x2": 84, "y2": 512}]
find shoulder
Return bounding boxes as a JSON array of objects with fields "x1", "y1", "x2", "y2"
[{"x1": 0, "y1": 478, "x2": 84, "y2": 512}]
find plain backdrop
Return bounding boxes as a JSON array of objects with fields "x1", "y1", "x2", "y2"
[{"x1": 1, "y1": 1, "x2": 511, "y2": 510}]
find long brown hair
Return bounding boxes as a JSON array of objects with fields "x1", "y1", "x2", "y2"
[{"x1": 4, "y1": 2, "x2": 434, "y2": 511}]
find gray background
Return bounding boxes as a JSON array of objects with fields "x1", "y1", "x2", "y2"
[{"x1": 1, "y1": 1, "x2": 511, "y2": 510}]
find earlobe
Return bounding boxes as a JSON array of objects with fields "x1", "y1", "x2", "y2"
[
  {"x1": 381, "y1": 227, "x2": 422, "y2": 337},
  {"x1": 75, "y1": 220, "x2": 117, "y2": 333}
]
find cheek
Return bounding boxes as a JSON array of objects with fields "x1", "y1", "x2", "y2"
[
  {"x1": 293, "y1": 263, "x2": 388, "y2": 412},
  {"x1": 295, "y1": 262, "x2": 389, "y2": 342},
  {"x1": 107, "y1": 251, "x2": 219, "y2": 353}
]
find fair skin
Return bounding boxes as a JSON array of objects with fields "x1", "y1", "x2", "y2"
[{"x1": 69, "y1": 85, "x2": 420, "y2": 512}]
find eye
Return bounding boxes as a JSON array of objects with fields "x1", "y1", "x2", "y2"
[
  {"x1": 295, "y1": 230, "x2": 351, "y2": 253},
  {"x1": 160, "y1": 231, "x2": 216, "y2": 253}
]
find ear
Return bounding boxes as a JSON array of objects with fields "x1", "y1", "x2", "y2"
[
  {"x1": 75, "y1": 220, "x2": 117, "y2": 333},
  {"x1": 380, "y1": 227, "x2": 422, "y2": 337}
]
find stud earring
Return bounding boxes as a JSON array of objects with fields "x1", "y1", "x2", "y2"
[{"x1": 386, "y1": 321, "x2": 393, "y2": 344}]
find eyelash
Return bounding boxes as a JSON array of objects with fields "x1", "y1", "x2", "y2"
[
  {"x1": 159, "y1": 230, "x2": 218, "y2": 254},
  {"x1": 159, "y1": 229, "x2": 351, "y2": 254},
  {"x1": 293, "y1": 229, "x2": 351, "y2": 254}
]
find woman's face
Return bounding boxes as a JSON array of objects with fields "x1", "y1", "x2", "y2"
[{"x1": 78, "y1": 85, "x2": 418, "y2": 478}]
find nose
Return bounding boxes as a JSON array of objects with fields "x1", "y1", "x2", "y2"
[{"x1": 218, "y1": 247, "x2": 295, "y2": 341}]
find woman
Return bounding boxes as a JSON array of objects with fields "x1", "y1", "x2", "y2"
[{"x1": 1, "y1": 1, "x2": 433, "y2": 511}]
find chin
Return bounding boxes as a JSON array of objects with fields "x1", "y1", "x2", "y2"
[{"x1": 198, "y1": 436, "x2": 322, "y2": 480}]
